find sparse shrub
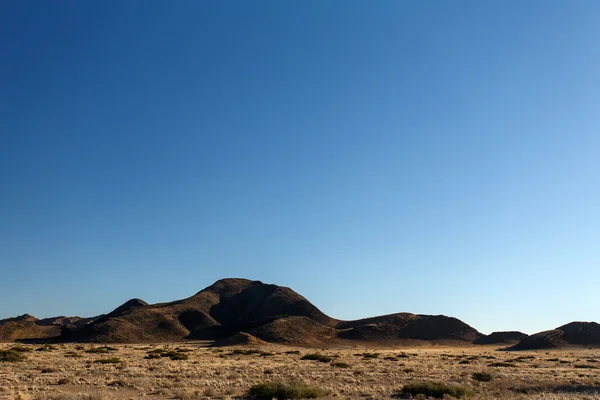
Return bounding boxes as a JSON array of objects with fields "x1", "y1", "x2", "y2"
[
  {"x1": 403, "y1": 368, "x2": 414, "y2": 373},
  {"x1": 510, "y1": 356, "x2": 534, "y2": 362},
  {"x1": 574, "y1": 364, "x2": 598, "y2": 369},
  {"x1": 397, "y1": 353, "x2": 410, "y2": 358},
  {"x1": 64, "y1": 351, "x2": 83, "y2": 358},
  {"x1": 459, "y1": 360, "x2": 470, "y2": 364},
  {"x1": 489, "y1": 362, "x2": 514, "y2": 367},
  {"x1": 166, "y1": 352, "x2": 189, "y2": 360},
  {"x1": 10, "y1": 346, "x2": 33, "y2": 353},
  {"x1": 35, "y1": 345, "x2": 57, "y2": 352},
  {"x1": 0, "y1": 349, "x2": 27, "y2": 362},
  {"x1": 285, "y1": 350, "x2": 300, "y2": 355},
  {"x1": 472, "y1": 372, "x2": 494, "y2": 382},
  {"x1": 248, "y1": 380, "x2": 326, "y2": 399},
  {"x1": 231, "y1": 349, "x2": 261, "y2": 355},
  {"x1": 175, "y1": 347, "x2": 193, "y2": 353},
  {"x1": 145, "y1": 349, "x2": 188, "y2": 360},
  {"x1": 301, "y1": 353, "x2": 332, "y2": 363},
  {"x1": 332, "y1": 362, "x2": 351, "y2": 368},
  {"x1": 57, "y1": 377, "x2": 72, "y2": 385},
  {"x1": 362, "y1": 353, "x2": 380, "y2": 359},
  {"x1": 94, "y1": 357, "x2": 122, "y2": 364},
  {"x1": 85, "y1": 346, "x2": 117, "y2": 354},
  {"x1": 394, "y1": 381, "x2": 472, "y2": 399}
]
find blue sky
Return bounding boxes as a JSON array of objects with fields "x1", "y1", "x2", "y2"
[{"x1": 1, "y1": 1, "x2": 599, "y2": 334}]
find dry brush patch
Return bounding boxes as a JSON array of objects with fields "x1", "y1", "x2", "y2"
[{"x1": 1, "y1": 343, "x2": 600, "y2": 399}]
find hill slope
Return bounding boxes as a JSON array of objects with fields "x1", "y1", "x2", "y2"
[
  {"x1": 4, "y1": 278, "x2": 482, "y2": 345},
  {"x1": 474, "y1": 331, "x2": 528, "y2": 345},
  {"x1": 510, "y1": 322, "x2": 600, "y2": 350}
]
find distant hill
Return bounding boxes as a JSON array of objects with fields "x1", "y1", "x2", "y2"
[
  {"x1": 510, "y1": 322, "x2": 600, "y2": 350},
  {"x1": 474, "y1": 331, "x2": 528, "y2": 345},
  {"x1": 0, "y1": 314, "x2": 99, "y2": 342},
  {"x1": 2, "y1": 278, "x2": 483, "y2": 345}
]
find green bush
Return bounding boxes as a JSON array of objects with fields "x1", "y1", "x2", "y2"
[
  {"x1": 248, "y1": 381, "x2": 326, "y2": 399},
  {"x1": 472, "y1": 372, "x2": 494, "y2": 382},
  {"x1": 394, "y1": 381, "x2": 472, "y2": 399},
  {"x1": 300, "y1": 353, "x2": 332, "y2": 363},
  {"x1": 0, "y1": 349, "x2": 27, "y2": 362}
]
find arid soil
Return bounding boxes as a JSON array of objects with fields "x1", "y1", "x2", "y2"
[{"x1": 1, "y1": 342, "x2": 599, "y2": 400}]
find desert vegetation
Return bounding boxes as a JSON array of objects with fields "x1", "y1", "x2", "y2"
[{"x1": 1, "y1": 343, "x2": 600, "y2": 399}]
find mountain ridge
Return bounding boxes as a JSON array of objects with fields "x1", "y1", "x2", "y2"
[{"x1": 1, "y1": 278, "x2": 597, "y2": 349}]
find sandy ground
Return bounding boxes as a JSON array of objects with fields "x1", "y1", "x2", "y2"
[{"x1": 1, "y1": 342, "x2": 600, "y2": 399}]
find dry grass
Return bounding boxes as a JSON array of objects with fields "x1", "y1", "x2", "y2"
[{"x1": 0, "y1": 343, "x2": 599, "y2": 399}]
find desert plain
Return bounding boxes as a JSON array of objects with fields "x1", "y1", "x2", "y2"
[{"x1": 1, "y1": 342, "x2": 600, "y2": 400}]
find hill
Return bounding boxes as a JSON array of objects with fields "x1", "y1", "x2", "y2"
[
  {"x1": 474, "y1": 331, "x2": 528, "y2": 345},
  {"x1": 0, "y1": 314, "x2": 99, "y2": 342},
  {"x1": 510, "y1": 322, "x2": 600, "y2": 350},
  {"x1": 3, "y1": 278, "x2": 482, "y2": 345}
]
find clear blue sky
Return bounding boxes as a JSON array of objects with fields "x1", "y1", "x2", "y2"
[{"x1": 1, "y1": 1, "x2": 599, "y2": 335}]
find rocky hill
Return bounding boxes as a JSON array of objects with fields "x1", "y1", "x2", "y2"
[
  {"x1": 3, "y1": 278, "x2": 482, "y2": 345},
  {"x1": 474, "y1": 331, "x2": 528, "y2": 345},
  {"x1": 510, "y1": 322, "x2": 600, "y2": 350}
]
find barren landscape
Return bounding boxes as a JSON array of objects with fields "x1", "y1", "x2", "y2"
[
  {"x1": 2, "y1": 342, "x2": 600, "y2": 399},
  {"x1": 1, "y1": 279, "x2": 599, "y2": 399}
]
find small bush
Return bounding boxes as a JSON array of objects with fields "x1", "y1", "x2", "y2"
[
  {"x1": 57, "y1": 377, "x2": 72, "y2": 385},
  {"x1": 0, "y1": 349, "x2": 27, "y2": 362},
  {"x1": 362, "y1": 353, "x2": 381, "y2": 359},
  {"x1": 94, "y1": 357, "x2": 122, "y2": 364},
  {"x1": 574, "y1": 364, "x2": 598, "y2": 369},
  {"x1": 301, "y1": 353, "x2": 332, "y2": 363},
  {"x1": 489, "y1": 362, "x2": 514, "y2": 368},
  {"x1": 36, "y1": 345, "x2": 57, "y2": 352},
  {"x1": 166, "y1": 352, "x2": 189, "y2": 360},
  {"x1": 10, "y1": 346, "x2": 33, "y2": 353},
  {"x1": 394, "y1": 381, "x2": 471, "y2": 399},
  {"x1": 145, "y1": 349, "x2": 188, "y2": 360},
  {"x1": 85, "y1": 346, "x2": 117, "y2": 354},
  {"x1": 231, "y1": 349, "x2": 261, "y2": 355},
  {"x1": 472, "y1": 372, "x2": 494, "y2": 382},
  {"x1": 248, "y1": 381, "x2": 326, "y2": 399},
  {"x1": 332, "y1": 362, "x2": 351, "y2": 368}
]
